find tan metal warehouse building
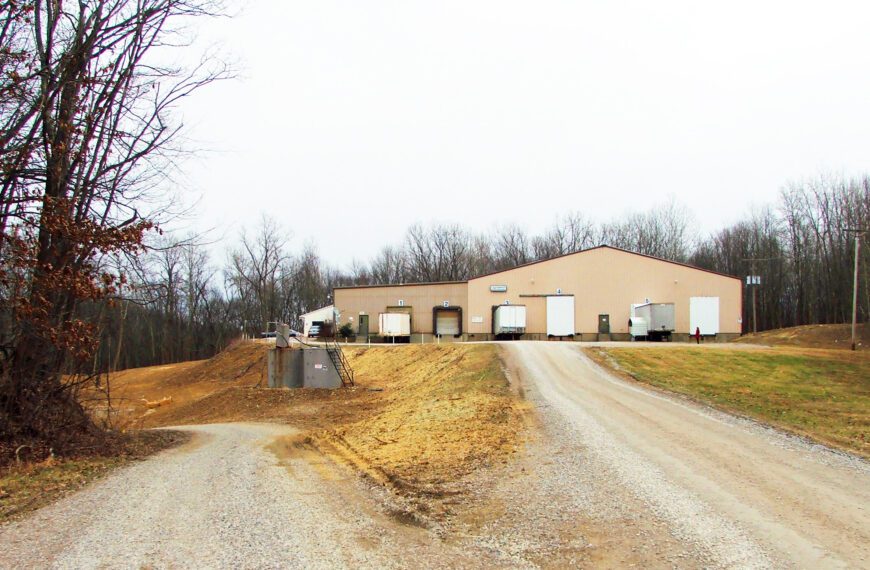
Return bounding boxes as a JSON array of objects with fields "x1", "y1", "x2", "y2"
[{"x1": 334, "y1": 246, "x2": 742, "y2": 343}]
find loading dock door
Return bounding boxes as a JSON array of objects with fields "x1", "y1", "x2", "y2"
[
  {"x1": 690, "y1": 297, "x2": 719, "y2": 335},
  {"x1": 546, "y1": 296, "x2": 575, "y2": 336},
  {"x1": 434, "y1": 308, "x2": 461, "y2": 336}
]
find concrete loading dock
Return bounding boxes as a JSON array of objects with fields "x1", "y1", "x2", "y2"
[{"x1": 334, "y1": 246, "x2": 742, "y2": 342}]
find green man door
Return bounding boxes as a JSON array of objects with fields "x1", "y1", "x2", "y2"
[
  {"x1": 358, "y1": 315, "x2": 369, "y2": 338},
  {"x1": 598, "y1": 314, "x2": 610, "y2": 334}
]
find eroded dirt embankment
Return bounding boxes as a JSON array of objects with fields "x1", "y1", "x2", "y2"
[
  {"x1": 303, "y1": 345, "x2": 530, "y2": 519},
  {"x1": 107, "y1": 342, "x2": 529, "y2": 521}
]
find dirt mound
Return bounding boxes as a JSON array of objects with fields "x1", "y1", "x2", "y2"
[
  {"x1": 106, "y1": 340, "x2": 273, "y2": 427},
  {"x1": 112, "y1": 339, "x2": 271, "y2": 390},
  {"x1": 737, "y1": 323, "x2": 868, "y2": 350},
  {"x1": 307, "y1": 345, "x2": 528, "y2": 518},
  {"x1": 184, "y1": 340, "x2": 272, "y2": 385},
  {"x1": 104, "y1": 342, "x2": 526, "y2": 521},
  {"x1": 152, "y1": 385, "x2": 365, "y2": 429}
]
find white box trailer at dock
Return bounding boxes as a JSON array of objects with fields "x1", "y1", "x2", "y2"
[
  {"x1": 628, "y1": 316, "x2": 649, "y2": 339},
  {"x1": 633, "y1": 302, "x2": 675, "y2": 341},
  {"x1": 493, "y1": 305, "x2": 526, "y2": 336},
  {"x1": 379, "y1": 312, "x2": 411, "y2": 337}
]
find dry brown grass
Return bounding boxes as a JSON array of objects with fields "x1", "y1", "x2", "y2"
[
  {"x1": 737, "y1": 323, "x2": 868, "y2": 350},
  {"x1": 307, "y1": 345, "x2": 528, "y2": 518},
  {"x1": 0, "y1": 430, "x2": 186, "y2": 522},
  {"x1": 104, "y1": 341, "x2": 527, "y2": 520}
]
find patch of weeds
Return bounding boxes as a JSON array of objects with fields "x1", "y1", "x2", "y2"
[{"x1": 0, "y1": 430, "x2": 186, "y2": 522}]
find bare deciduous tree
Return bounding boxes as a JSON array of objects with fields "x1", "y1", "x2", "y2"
[{"x1": 0, "y1": 0, "x2": 229, "y2": 450}]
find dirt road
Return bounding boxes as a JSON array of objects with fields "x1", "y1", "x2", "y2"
[
  {"x1": 503, "y1": 342, "x2": 870, "y2": 568},
  {"x1": 1, "y1": 343, "x2": 868, "y2": 568},
  {"x1": 0, "y1": 423, "x2": 488, "y2": 569}
]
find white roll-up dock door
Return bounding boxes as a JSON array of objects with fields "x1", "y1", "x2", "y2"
[
  {"x1": 546, "y1": 296, "x2": 575, "y2": 336},
  {"x1": 690, "y1": 297, "x2": 720, "y2": 335}
]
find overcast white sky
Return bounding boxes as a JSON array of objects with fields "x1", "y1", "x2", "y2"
[{"x1": 173, "y1": 1, "x2": 870, "y2": 267}]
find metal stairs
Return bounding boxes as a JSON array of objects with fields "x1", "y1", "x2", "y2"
[{"x1": 325, "y1": 340, "x2": 355, "y2": 387}]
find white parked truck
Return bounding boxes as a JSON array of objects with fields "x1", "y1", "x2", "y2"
[
  {"x1": 379, "y1": 312, "x2": 411, "y2": 337},
  {"x1": 493, "y1": 305, "x2": 526, "y2": 337},
  {"x1": 632, "y1": 302, "x2": 675, "y2": 341}
]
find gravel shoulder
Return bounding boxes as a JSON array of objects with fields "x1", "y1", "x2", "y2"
[{"x1": 501, "y1": 342, "x2": 870, "y2": 568}]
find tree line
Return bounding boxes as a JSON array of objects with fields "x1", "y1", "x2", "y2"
[{"x1": 97, "y1": 176, "x2": 868, "y2": 374}]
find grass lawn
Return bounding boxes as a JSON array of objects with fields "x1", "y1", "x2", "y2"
[{"x1": 586, "y1": 347, "x2": 870, "y2": 458}]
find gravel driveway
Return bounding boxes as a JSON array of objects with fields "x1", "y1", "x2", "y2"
[
  {"x1": 0, "y1": 423, "x2": 487, "y2": 569},
  {"x1": 2, "y1": 344, "x2": 868, "y2": 569},
  {"x1": 501, "y1": 342, "x2": 870, "y2": 568}
]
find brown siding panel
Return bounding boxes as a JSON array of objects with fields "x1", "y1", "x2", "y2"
[
  {"x1": 468, "y1": 247, "x2": 741, "y2": 335},
  {"x1": 334, "y1": 283, "x2": 468, "y2": 334}
]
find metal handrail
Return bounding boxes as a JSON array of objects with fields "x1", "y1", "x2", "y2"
[
  {"x1": 286, "y1": 334, "x2": 354, "y2": 387},
  {"x1": 326, "y1": 338, "x2": 354, "y2": 387}
]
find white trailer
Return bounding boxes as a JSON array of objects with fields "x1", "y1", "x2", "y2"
[
  {"x1": 379, "y1": 312, "x2": 411, "y2": 337},
  {"x1": 632, "y1": 302, "x2": 675, "y2": 341},
  {"x1": 494, "y1": 305, "x2": 527, "y2": 336}
]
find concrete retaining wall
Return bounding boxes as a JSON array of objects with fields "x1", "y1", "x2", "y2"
[{"x1": 267, "y1": 348, "x2": 342, "y2": 389}]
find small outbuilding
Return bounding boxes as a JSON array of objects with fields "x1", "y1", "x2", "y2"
[{"x1": 299, "y1": 305, "x2": 336, "y2": 337}]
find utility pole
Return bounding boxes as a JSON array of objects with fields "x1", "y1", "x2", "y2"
[
  {"x1": 742, "y1": 258, "x2": 776, "y2": 334},
  {"x1": 846, "y1": 229, "x2": 866, "y2": 351},
  {"x1": 752, "y1": 276, "x2": 757, "y2": 334}
]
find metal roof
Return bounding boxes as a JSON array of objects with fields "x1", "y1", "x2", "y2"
[
  {"x1": 468, "y1": 245, "x2": 742, "y2": 282},
  {"x1": 334, "y1": 280, "x2": 467, "y2": 290},
  {"x1": 334, "y1": 245, "x2": 740, "y2": 291}
]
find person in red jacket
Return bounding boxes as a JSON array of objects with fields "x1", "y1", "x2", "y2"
[{"x1": 695, "y1": 326, "x2": 702, "y2": 344}]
